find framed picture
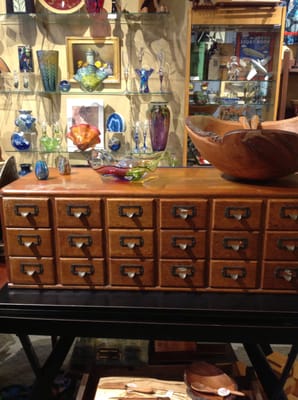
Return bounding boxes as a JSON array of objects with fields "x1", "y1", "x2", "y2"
[
  {"x1": 18, "y1": 46, "x2": 34, "y2": 72},
  {"x1": 66, "y1": 36, "x2": 120, "y2": 83},
  {"x1": 235, "y1": 32, "x2": 274, "y2": 76},
  {"x1": 6, "y1": 0, "x2": 35, "y2": 13},
  {"x1": 66, "y1": 99, "x2": 105, "y2": 151}
]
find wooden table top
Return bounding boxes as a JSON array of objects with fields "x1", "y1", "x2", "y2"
[{"x1": 1, "y1": 167, "x2": 298, "y2": 198}]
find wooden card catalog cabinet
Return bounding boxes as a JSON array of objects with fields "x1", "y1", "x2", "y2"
[{"x1": 0, "y1": 167, "x2": 297, "y2": 293}]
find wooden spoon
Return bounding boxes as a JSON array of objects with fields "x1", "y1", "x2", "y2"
[
  {"x1": 191, "y1": 382, "x2": 245, "y2": 397},
  {"x1": 239, "y1": 116, "x2": 251, "y2": 129},
  {"x1": 250, "y1": 115, "x2": 260, "y2": 130}
]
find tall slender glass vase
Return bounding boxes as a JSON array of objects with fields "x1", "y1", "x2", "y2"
[
  {"x1": 36, "y1": 50, "x2": 59, "y2": 92},
  {"x1": 149, "y1": 102, "x2": 170, "y2": 151}
]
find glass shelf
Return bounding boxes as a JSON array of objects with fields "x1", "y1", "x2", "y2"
[
  {"x1": 0, "y1": 11, "x2": 169, "y2": 25},
  {"x1": 0, "y1": 88, "x2": 172, "y2": 96}
]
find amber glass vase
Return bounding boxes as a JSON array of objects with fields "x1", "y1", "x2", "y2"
[{"x1": 149, "y1": 102, "x2": 170, "y2": 151}]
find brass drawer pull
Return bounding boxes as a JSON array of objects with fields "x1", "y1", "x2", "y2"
[
  {"x1": 280, "y1": 206, "x2": 298, "y2": 221},
  {"x1": 17, "y1": 234, "x2": 41, "y2": 248},
  {"x1": 68, "y1": 235, "x2": 93, "y2": 248},
  {"x1": 222, "y1": 267, "x2": 247, "y2": 280},
  {"x1": 20, "y1": 263, "x2": 43, "y2": 276},
  {"x1": 14, "y1": 204, "x2": 39, "y2": 218},
  {"x1": 223, "y1": 237, "x2": 248, "y2": 251},
  {"x1": 277, "y1": 238, "x2": 298, "y2": 252},
  {"x1": 120, "y1": 236, "x2": 144, "y2": 248},
  {"x1": 275, "y1": 267, "x2": 298, "y2": 282},
  {"x1": 119, "y1": 205, "x2": 143, "y2": 218},
  {"x1": 120, "y1": 265, "x2": 144, "y2": 278},
  {"x1": 172, "y1": 206, "x2": 196, "y2": 220},
  {"x1": 172, "y1": 236, "x2": 196, "y2": 250},
  {"x1": 71, "y1": 264, "x2": 94, "y2": 277},
  {"x1": 172, "y1": 265, "x2": 194, "y2": 279},
  {"x1": 67, "y1": 205, "x2": 91, "y2": 219},
  {"x1": 224, "y1": 206, "x2": 251, "y2": 221}
]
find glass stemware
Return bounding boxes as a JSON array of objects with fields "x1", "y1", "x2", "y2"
[
  {"x1": 133, "y1": 121, "x2": 141, "y2": 153},
  {"x1": 159, "y1": 65, "x2": 164, "y2": 93},
  {"x1": 142, "y1": 120, "x2": 149, "y2": 153},
  {"x1": 124, "y1": 65, "x2": 129, "y2": 93},
  {"x1": 158, "y1": 50, "x2": 164, "y2": 92}
]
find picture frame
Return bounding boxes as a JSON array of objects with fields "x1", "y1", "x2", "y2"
[
  {"x1": 66, "y1": 36, "x2": 120, "y2": 83},
  {"x1": 6, "y1": 0, "x2": 35, "y2": 14},
  {"x1": 66, "y1": 99, "x2": 105, "y2": 151},
  {"x1": 235, "y1": 32, "x2": 274, "y2": 74}
]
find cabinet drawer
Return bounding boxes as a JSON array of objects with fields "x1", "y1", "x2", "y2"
[
  {"x1": 209, "y1": 260, "x2": 258, "y2": 289},
  {"x1": 160, "y1": 230, "x2": 206, "y2": 259},
  {"x1": 2, "y1": 197, "x2": 50, "y2": 227},
  {"x1": 106, "y1": 199, "x2": 154, "y2": 228},
  {"x1": 109, "y1": 258, "x2": 155, "y2": 286},
  {"x1": 6, "y1": 228, "x2": 53, "y2": 257},
  {"x1": 264, "y1": 232, "x2": 298, "y2": 260},
  {"x1": 57, "y1": 229, "x2": 104, "y2": 257},
  {"x1": 9, "y1": 257, "x2": 56, "y2": 285},
  {"x1": 108, "y1": 229, "x2": 154, "y2": 258},
  {"x1": 54, "y1": 198, "x2": 102, "y2": 228},
  {"x1": 159, "y1": 260, "x2": 206, "y2": 288},
  {"x1": 212, "y1": 199, "x2": 263, "y2": 230},
  {"x1": 159, "y1": 199, "x2": 208, "y2": 229},
  {"x1": 263, "y1": 262, "x2": 298, "y2": 290},
  {"x1": 210, "y1": 231, "x2": 260, "y2": 259},
  {"x1": 266, "y1": 200, "x2": 298, "y2": 230},
  {"x1": 58, "y1": 258, "x2": 106, "y2": 286}
]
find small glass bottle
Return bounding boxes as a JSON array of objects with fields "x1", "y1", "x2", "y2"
[
  {"x1": 39, "y1": 122, "x2": 51, "y2": 152},
  {"x1": 86, "y1": 48, "x2": 95, "y2": 65},
  {"x1": 52, "y1": 121, "x2": 63, "y2": 151}
]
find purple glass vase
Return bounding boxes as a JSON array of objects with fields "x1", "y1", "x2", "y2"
[{"x1": 149, "y1": 102, "x2": 170, "y2": 151}]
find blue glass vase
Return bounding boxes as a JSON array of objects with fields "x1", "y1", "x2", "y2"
[
  {"x1": 135, "y1": 68, "x2": 154, "y2": 93},
  {"x1": 35, "y1": 160, "x2": 49, "y2": 180}
]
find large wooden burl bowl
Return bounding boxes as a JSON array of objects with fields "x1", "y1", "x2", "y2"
[{"x1": 185, "y1": 115, "x2": 298, "y2": 181}]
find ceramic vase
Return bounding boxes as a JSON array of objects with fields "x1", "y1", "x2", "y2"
[
  {"x1": 37, "y1": 50, "x2": 59, "y2": 92},
  {"x1": 149, "y1": 102, "x2": 170, "y2": 151}
]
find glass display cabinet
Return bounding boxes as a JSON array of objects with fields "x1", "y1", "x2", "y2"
[{"x1": 183, "y1": 3, "x2": 286, "y2": 166}]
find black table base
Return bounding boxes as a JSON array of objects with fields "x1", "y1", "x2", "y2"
[{"x1": 1, "y1": 286, "x2": 298, "y2": 399}]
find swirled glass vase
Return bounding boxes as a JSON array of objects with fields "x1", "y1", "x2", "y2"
[
  {"x1": 35, "y1": 160, "x2": 49, "y2": 180},
  {"x1": 149, "y1": 102, "x2": 170, "y2": 151}
]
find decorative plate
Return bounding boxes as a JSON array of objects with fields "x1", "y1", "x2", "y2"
[
  {"x1": 106, "y1": 113, "x2": 126, "y2": 133},
  {"x1": 37, "y1": 0, "x2": 84, "y2": 14}
]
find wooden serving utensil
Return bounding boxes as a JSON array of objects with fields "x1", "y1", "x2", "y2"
[
  {"x1": 250, "y1": 115, "x2": 260, "y2": 130},
  {"x1": 191, "y1": 382, "x2": 245, "y2": 397},
  {"x1": 239, "y1": 116, "x2": 251, "y2": 129},
  {"x1": 99, "y1": 382, "x2": 155, "y2": 394}
]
